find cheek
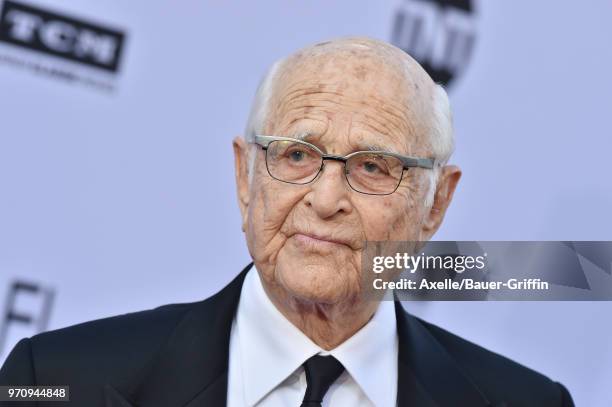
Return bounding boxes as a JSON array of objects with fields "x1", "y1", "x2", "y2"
[
  {"x1": 359, "y1": 194, "x2": 423, "y2": 241},
  {"x1": 247, "y1": 179, "x2": 305, "y2": 260}
]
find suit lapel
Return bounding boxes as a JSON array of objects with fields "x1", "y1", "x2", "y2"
[
  {"x1": 106, "y1": 263, "x2": 252, "y2": 407},
  {"x1": 395, "y1": 301, "x2": 493, "y2": 407},
  {"x1": 105, "y1": 384, "x2": 136, "y2": 407}
]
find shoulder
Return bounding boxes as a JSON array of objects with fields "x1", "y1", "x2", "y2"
[
  {"x1": 35, "y1": 300, "x2": 192, "y2": 344},
  {"x1": 414, "y1": 315, "x2": 574, "y2": 406},
  {"x1": 1, "y1": 267, "x2": 250, "y2": 388},
  {"x1": 9, "y1": 301, "x2": 198, "y2": 385}
]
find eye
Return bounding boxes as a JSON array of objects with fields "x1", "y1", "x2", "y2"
[
  {"x1": 289, "y1": 149, "x2": 305, "y2": 162},
  {"x1": 363, "y1": 161, "x2": 380, "y2": 173},
  {"x1": 361, "y1": 158, "x2": 390, "y2": 175}
]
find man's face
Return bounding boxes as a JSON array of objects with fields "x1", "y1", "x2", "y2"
[{"x1": 235, "y1": 52, "x2": 453, "y2": 306}]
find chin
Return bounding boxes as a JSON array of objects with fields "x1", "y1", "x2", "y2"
[{"x1": 275, "y1": 261, "x2": 358, "y2": 305}]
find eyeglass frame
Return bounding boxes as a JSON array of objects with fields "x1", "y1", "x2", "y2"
[{"x1": 252, "y1": 134, "x2": 438, "y2": 195}]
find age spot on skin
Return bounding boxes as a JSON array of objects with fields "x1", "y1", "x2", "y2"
[{"x1": 353, "y1": 65, "x2": 369, "y2": 81}]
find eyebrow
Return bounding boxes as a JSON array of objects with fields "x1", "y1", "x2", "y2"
[
  {"x1": 363, "y1": 143, "x2": 400, "y2": 154},
  {"x1": 293, "y1": 131, "x2": 310, "y2": 141},
  {"x1": 292, "y1": 130, "x2": 401, "y2": 155}
]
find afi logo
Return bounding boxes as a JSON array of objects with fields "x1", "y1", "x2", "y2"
[
  {"x1": 391, "y1": 0, "x2": 476, "y2": 87},
  {"x1": 0, "y1": 281, "x2": 55, "y2": 354},
  {"x1": 0, "y1": 0, "x2": 125, "y2": 72}
]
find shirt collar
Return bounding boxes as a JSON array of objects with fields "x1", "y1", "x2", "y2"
[
  {"x1": 235, "y1": 266, "x2": 398, "y2": 406},
  {"x1": 328, "y1": 295, "x2": 398, "y2": 407}
]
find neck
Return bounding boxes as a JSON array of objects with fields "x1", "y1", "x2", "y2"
[{"x1": 262, "y1": 283, "x2": 380, "y2": 350}]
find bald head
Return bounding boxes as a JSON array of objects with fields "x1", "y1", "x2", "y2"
[
  {"x1": 245, "y1": 37, "x2": 454, "y2": 174},
  {"x1": 277, "y1": 36, "x2": 435, "y2": 98}
]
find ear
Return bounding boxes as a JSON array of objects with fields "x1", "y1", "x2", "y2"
[
  {"x1": 419, "y1": 165, "x2": 462, "y2": 240},
  {"x1": 233, "y1": 136, "x2": 251, "y2": 232}
]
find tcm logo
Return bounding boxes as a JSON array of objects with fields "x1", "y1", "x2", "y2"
[
  {"x1": 0, "y1": 0, "x2": 125, "y2": 72},
  {"x1": 391, "y1": 0, "x2": 476, "y2": 87}
]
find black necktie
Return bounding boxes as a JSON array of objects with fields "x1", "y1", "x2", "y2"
[{"x1": 300, "y1": 355, "x2": 345, "y2": 407}]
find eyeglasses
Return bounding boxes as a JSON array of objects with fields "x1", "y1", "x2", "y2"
[{"x1": 252, "y1": 135, "x2": 437, "y2": 195}]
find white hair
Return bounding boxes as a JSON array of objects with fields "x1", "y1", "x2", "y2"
[
  {"x1": 243, "y1": 39, "x2": 455, "y2": 207},
  {"x1": 424, "y1": 83, "x2": 455, "y2": 207},
  {"x1": 243, "y1": 59, "x2": 285, "y2": 184}
]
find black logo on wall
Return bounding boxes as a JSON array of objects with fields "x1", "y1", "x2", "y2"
[
  {"x1": 0, "y1": 0, "x2": 124, "y2": 72},
  {"x1": 0, "y1": 0, "x2": 127, "y2": 91},
  {"x1": 0, "y1": 280, "x2": 55, "y2": 354},
  {"x1": 391, "y1": 0, "x2": 476, "y2": 87}
]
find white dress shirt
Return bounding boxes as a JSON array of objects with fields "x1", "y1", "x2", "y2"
[{"x1": 227, "y1": 267, "x2": 398, "y2": 407}]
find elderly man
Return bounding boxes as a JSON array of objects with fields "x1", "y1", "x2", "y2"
[{"x1": 0, "y1": 37, "x2": 573, "y2": 406}]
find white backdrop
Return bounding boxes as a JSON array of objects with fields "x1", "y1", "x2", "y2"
[{"x1": 1, "y1": 1, "x2": 611, "y2": 405}]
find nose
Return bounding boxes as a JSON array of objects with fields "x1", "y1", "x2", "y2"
[{"x1": 303, "y1": 159, "x2": 353, "y2": 219}]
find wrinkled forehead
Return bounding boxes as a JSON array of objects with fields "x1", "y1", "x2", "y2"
[
  {"x1": 276, "y1": 46, "x2": 429, "y2": 106},
  {"x1": 266, "y1": 47, "x2": 435, "y2": 154}
]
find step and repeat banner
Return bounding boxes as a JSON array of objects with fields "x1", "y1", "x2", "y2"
[{"x1": 1, "y1": 0, "x2": 611, "y2": 405}]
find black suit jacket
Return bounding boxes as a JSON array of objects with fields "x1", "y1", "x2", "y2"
[{"x1": 0, "y1": 264, "x2": 574, "y2": 407}]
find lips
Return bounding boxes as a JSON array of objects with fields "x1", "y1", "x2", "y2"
[{"x1": 292, "y1": 232, "x2": 352, "y2": 248}]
